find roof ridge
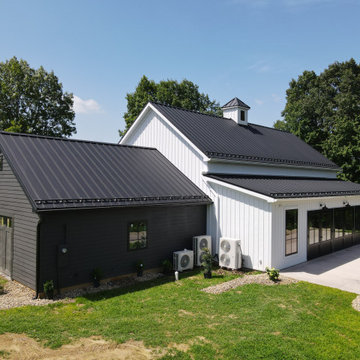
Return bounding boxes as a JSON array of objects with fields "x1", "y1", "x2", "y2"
[
  {"x1": 150, "y1": 101, "x2": 226, "y2": 120},
  {"x1": 0, "y1": 131, "x2": 157, "y2": 151},
  {"x1": 150, "y1": 102, "x2": 292, "y2": 133}
]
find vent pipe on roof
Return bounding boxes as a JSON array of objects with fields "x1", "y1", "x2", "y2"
[{"x1": 221, "y1": 97, "x2": 250, "y2": 125}]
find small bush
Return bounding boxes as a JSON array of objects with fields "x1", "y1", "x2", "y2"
[
  {"x1": 162, "y1": 259, "x2": 172, "y2": 274},
  {"x1": 201, "y1": 248, "x2": 213, "y2": 274},
  {"x1": 0, "y1": 284, "x2": 4, "y2": 295},
  {"x1": 266, "y1": 267, "x2": 280, "y2": 282},
  {"x1": 43, "y1": 280, "x2": 54, "y2": 299},
  {"x1": 90, "y1": 268, "x2": 103, "y2": 282}
]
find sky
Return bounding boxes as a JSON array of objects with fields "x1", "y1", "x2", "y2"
[{"x1": 0, "y1": 0, "x2": 359, "y2": 143}]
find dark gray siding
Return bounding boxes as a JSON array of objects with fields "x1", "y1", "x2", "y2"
[
  {"x1": 39, "y1": 204, "x2": 207, "y2": 289},
  {"x1": 0, "y1": 156, "x2": 39, "y2": 289}
]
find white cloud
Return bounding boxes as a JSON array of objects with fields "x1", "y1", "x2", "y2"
[
  {"x1": 248, "y1": 61, "x2": 271, "y2": 73},
  {"x1": 73, "y1": 95, "x2": 101, "y2": 114},
  {"x1": 272, "y1": 93, "x2": 282, "y2": 103},
  {"x1": 255, "y1": 99, "x2": 264, "y2": 105}
]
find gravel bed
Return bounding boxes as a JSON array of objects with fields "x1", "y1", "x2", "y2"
[
  {"x1": 0, "y1": 281, "x2": 57, "y2": 310},
  {"x1": 352, "y1": 295, "x2": 360, "y2": 312},
  {"x1": 201, "y1": 273, "x2": 298, "y2": 294},
  {"x1": 0, "y1": 272, "x2": 163, "y2": 310}
]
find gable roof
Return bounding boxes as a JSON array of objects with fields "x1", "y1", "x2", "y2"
[
  {"x1": 206, "y1": 174, "x2": 360, "y2": 199},
  {"x1": 222, "y1": 97, "x2": 250, "y2": 109},
  {"x1": 0, "y1": 132, "x2": 211, "y2": 211},
  {"x1": 150, "y1": 102, "x2": 339, "y2": 170}
]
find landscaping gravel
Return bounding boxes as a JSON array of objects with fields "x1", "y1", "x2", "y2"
[
  {"x1": 352, "y1": 295, "x2": 360, "y2": 312},
  {"x1": 201, "y1": 273, "x2": 298, "y2": 294},
  {"x1": 0, "y1": 272, "x2": 164, "y2": 310}
]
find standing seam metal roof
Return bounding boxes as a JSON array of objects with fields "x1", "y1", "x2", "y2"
[
  {"x1": 150, "y1": 102, "x2": 339, "y2": 170},
  {"x1": 205, "y1": 174, "x2": 360, "y2": 199},
  {"x1": 0, "y1": 132, "x2": 211, "y2": 211}
]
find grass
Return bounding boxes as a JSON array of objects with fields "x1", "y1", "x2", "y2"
[{"x1": 0, "y1": 270, "x2": 359, "y2": 359}]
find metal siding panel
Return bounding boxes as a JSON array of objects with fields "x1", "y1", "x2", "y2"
[
  {"x1": 0, "y1": 157, "x2": 38, "y2": 289},
  {"x1": 39, "y1": 205, "x2": 207, "y2": 289}
]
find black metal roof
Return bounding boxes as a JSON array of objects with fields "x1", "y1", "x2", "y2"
[
  {"x1": 0, "y1": 132, "x2": 211, "y2": 211},
  {"x1": 151, "y1": 102, "x2": 339, "y2": 170},
  {"x1": 205, "y1": 174, "x2": 360, "y2": 199},
  {"x1": 222, "y1": 97, "x2": 250, "y2": 109}
]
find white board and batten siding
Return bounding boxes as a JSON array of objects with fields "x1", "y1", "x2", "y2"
[
  {"x1": 123, "y1": 110, "x2": 211, "y2": 196},
  {"x1": 208, "y1": 182, "x2": 272, "y2": 271},
  {"x1": 0, "y1": 156, "x2": 39, "y2": 289},
  {"x1": 271, "y1": 195, "x2": 360, "y2": 270}
]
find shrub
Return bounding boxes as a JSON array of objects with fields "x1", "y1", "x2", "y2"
[
  {"x1": 162, "y1": 259, "x2": 172, "y2": 274},
  {"x1": 266, "y1": 267, "x2": 280, "y2": 282},
  {"x1": 0, "y1": 284, "x2": 4, "y2": 295},
  {"x1": 201, "y1": 248, "x2": 213, "y2": 274},
  {"x1": 43, "y1": 280, "x2": 54, "y2": 299}
]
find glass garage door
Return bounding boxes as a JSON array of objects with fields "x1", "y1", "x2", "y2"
[{"x1": 308, "y1": 206, "x2": 360, "y2": 260}]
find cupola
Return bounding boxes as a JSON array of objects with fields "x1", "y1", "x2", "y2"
[{"x1": 221, "y1": 97, "x2": 250, "y2": 125}]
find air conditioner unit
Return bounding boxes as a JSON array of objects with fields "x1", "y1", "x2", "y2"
[
  {"x1": 173, "y1": 249, "x2": 194, "y2": 272},
  {"x1": 193, "y1": 235, "x2": 212, "y2": 266},
  {"x1": 219, "y1": 238, "x2": 242, "y2": 270}
]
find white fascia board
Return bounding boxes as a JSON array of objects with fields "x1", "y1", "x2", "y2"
[
  {"x1": 205, "y1": 176, "x2": 276, "y2": 203},
  {"x1": 207, "y1": 157, "x2": 340, "y2": 173},
  {"x1": 276, "y1": 194, "x2": 360, "y2": 204},
  {"x1": 120, "y1": 103, "x2": 210, "y2": 162}
]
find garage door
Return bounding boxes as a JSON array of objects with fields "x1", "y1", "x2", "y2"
[
  {"x1": 0, "y1": 216, "x2": 13, "y2": 277},
  {"x1": 308, "y1": 206, "x2": 360, "y2": 260}
]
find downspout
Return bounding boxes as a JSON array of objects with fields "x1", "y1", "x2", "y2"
[{"x1": 35, "y1": 215, "x2": 42, "y2": 298}]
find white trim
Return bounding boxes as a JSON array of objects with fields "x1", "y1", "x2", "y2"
[
  {"x1": 120, "y1": 103, "x2": 210, "y2": 161},
  {"x1": 205, "y1": 176, "x2": 276, "y2": 203}
]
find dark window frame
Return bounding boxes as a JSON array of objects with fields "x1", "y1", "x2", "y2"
[
  {"x1": 0, "y1": 215, "x2": 12, "y2": 228},
  {"x1": 240, "y1": 110, "x2": 245, "y2": 121},
  {"x1": 285, "y1": 209, "x2": 298, "y2": 256},
  {"x1": 127, "y1": 220, "x2": 148, "y2": 251}
]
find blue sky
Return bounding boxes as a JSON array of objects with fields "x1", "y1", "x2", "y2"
[{"x1": 1, "y1": 0, "x2": 359, "y2": 142}]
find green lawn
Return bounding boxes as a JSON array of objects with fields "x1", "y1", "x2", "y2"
[{"x1": 0, "y1": 270, "x2": 359, "y2": 359}]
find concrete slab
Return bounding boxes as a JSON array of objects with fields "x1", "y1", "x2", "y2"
[{"x1": 282, "y1": 245, "x2": 360, "y2": 294}]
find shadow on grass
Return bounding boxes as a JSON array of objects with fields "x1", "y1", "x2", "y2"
[{"x1": 81, "y1": 268, "x2": 204, "y2": 302}]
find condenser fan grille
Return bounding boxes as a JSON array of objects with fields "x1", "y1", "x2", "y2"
[
  {"x1": 221, "y1": 240, "x2": 231, "y2": 253},
  {"x1": 220, "y1": 254, "x2": 231, "y2": 266},
  {"x1": 199, "y1": 238, "x2": 208, "y2": 249},
  {"x1": 180, "y1": 254, "x2": 190, "y2": 268}
]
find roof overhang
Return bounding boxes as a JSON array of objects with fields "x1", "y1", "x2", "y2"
[
  {"x1": 205, "y1": 176, "x2": 277, "y2": 203},
  {"x1": 120, "y1": 103, "x2": 210, "y2": 162}
]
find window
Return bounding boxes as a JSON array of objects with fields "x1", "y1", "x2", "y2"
[
  {"x1": 128, "y1": 221, "x2": 147, "y2": 250},
  {"x1": 285, "y1": 209, "x2": 298, "y2": 256},
  {"x1": 240, "y1": 110, "x2": 245, "y2": 121},
  {"x1": 0, "y1": 216, "x2": 12, "y2": 228}
]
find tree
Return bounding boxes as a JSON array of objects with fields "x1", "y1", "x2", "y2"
[
  {"x1": 274, "y1": 59, "x2": 360, "y2": 182},
  {"x1": 0, "y1": 57, "x2": 76, "y2": 137},
  {"x1": 120, "y1": 75, "x2": 221, "y2": 136}
]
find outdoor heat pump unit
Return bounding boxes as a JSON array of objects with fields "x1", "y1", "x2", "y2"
[
  {"x1": 219, "y1": 238, "x2": 242, "y2": 270},
  {"x1": 173, "y1": 249, "x2": 194, "y2": 272},
  {"x1": 193, "y1": 235, "x2": 212, "y2": 266}
]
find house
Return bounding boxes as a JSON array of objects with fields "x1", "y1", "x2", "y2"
[
  {"x1": 120, "y1": 98, "x2": 360, "y2": 270},
  {"x1": 0, "y1": 132, "x2": 211, "y2": 293}
]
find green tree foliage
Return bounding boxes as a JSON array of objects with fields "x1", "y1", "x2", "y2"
[
  {"x1": 120, "y1": 75, "x2": 221, "y2": 136},
  {"x1": 274, "y1": 59, "x2": 360, "y2": 182},
  {"x1": 0, "y1": 57, "x2": 76, "y2": 137}
]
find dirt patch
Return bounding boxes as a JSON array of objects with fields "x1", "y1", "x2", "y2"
[
  {"x1": 201, "y1": 273, "x2": 298, "y2": 294},
  {"x1": 0, "y1": 333, "x2": 161, "y2": 360},
  {"x1": 178, "y1": 309, "x2": 195, "y2": 317},
  {"x1": 352, "y1": 295, "x2": 360, "y2": 312}
]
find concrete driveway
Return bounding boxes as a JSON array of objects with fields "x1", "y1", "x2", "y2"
[{"x1": 282, "y1": 245, "x2": 360, "y2": 294}]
